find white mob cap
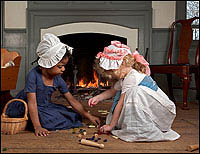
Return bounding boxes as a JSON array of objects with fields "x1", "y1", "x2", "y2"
[{"x1": 36, "y1": 33, "x2": 73, "y2": 68}]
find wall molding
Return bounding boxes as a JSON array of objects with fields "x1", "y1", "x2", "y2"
[
  {"x1": 4, "y1": 28, "x2": 26, "y2": 33},
  {"x1": 28, "y1": 1, "x2": 151, "y2": 11}
]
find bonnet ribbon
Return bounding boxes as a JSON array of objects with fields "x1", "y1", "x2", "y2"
[{"x1": 132, "y1": 51, "x2": 151, "y2": 76}]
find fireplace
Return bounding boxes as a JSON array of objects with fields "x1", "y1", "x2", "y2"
[
  {"x1": 39, "y1": 22, "x2": 138, "y2": 94},
  {"x1": 27, "y1": 1, "x2": 152, "y2": 89},
  {"x1": 58, "y1": 33, "x2": 127, "y2": 91}
]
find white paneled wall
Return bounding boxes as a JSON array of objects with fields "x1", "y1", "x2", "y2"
[
  {"x1": 152, "y1": 1, "x2": 176, "y2": 28},
  {"x1": 5, "y1": 1, "x2": 27, "y2": 29}
]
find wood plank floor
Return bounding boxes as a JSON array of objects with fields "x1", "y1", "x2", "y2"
[{"x1": 1, "y1": 92, "x2": 199, "y2": 153}]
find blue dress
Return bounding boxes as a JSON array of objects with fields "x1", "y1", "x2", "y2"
[{"x1": 5, "y1": 66, "x2": 82, "y2": 131}]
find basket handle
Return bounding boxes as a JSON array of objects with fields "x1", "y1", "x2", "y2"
[{"x1": 2, "y1": 99, "x2": 28, "y2": 120}]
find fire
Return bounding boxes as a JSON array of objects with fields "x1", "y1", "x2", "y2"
[{"x1": 77, "y1": 70, "x2": 108, "y2": 88}]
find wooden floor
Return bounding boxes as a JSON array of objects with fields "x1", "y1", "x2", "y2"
[{"x1": 1, "y1": 92, "x2": 199, "y2": 153}]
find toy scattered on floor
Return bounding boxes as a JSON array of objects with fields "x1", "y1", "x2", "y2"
[
  {"x1": 186, "y1": 144, "x2": 199, "y2": 152},
  {"x1": 98, "y1": 110, "x2": 110, "y2": 115},
  {"x1": 94, "y1": 133, "x2": 98, "y2": 139},
  {"x1": 88, "y1": 125, "x2": 96, "y2": 128},
  {"x1": 79, "y1": 128, "x2": 84, "y2": 133},
  {"x1": 76, "y1": 129, "x2": 108, "y2": 148},
  {"x1": 80, "y1": 139, "x2": 104, "y2": 149},
  {"x1": 77, "y1": 129, "x2": 87, "y2": 138},
  {"x1": 72, "y1": 128, "x2": 79, "y2": 134},
  {"x1": 79, "y1": 129, "x2": 83, "y2": 133},
  {"x1": 101, "y1": 112, "x2": 109, "y2": 115},
  {"x1": 97, "y1": 110, "x2": 108, "y2": 112},
  {"x1": 111, "y1": 135, "x2": 119, "y2": 139},
  {"x1": 72, "y1": 131, "x2": 76, "y2": 134},
  {"x1": 86, "y1": 136, "x2": 94, "y2": 141},
  {"x1": 80, "y1": 129, "x2": 87, "y2": 135},
  {"x1": 103, "y1": 139, "x2": 107, "y2": 142}
]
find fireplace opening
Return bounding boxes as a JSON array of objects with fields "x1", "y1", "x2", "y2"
[{"x1": 58, "y1": 33, "x2": 127, "y2": 94}]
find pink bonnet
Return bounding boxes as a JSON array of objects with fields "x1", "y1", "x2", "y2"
[{"x1": 96, "y1": 41, "x2": 150, "y2": 75}]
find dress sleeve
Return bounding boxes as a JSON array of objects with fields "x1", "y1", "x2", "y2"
[
  {"x1": 57, "y1": 75, "x2": 69, "y2": 94},
  {"x1": 121, "y1": 73, "x2": 136, "y2": 94},
  {"x1": 24, "y1": 70, "x2": 37, "y2": 93}
]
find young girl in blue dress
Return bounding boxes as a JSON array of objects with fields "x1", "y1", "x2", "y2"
[
  {"x1": 6, "y1": 33, "x2": 100, "y2": 136},
  {"x1": 88, "y1": 41, "x2": 180, "y2": 142}
]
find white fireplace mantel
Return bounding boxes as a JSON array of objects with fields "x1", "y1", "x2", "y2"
[{"x1": 41, "y1": 22, "x2": 138, "y2": 51}]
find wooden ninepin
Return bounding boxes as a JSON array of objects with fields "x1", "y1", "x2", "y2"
[
  {"x1": 187, "y1": 144, "x2": 199, "y2": 152},
  {"x1": 80, "y1": 139, "x2": 104, "y2": 149}
]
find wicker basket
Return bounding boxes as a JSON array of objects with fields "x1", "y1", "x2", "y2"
[{"x1": 1, "y1": 99, "x2": 28, "y2": 135}]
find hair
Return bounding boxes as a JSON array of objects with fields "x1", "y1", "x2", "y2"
[
  {"x1": 122, "y1": 54, "x2": 146, "y2": 74},
  {"x1": 94, "y1": 54, "x2": 146, "y2": 79},
  {"x1": 93, "y1": 58, "x2": 117, "y2": 84},
  {"x1": 93, "y1": 59, "x2": 109, "y2": 78},
  {"x1": 31, "y1": 46, "x2": 73, "y2": 65}
]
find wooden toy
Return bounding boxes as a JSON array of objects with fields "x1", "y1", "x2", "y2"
[{"x1": 80, "y1": 139, "x2": 104, "y2": 149}]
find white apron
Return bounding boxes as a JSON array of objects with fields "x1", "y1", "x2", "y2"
[{"x1": 106, "y1": 69, "x2": 180, "y2": 142}]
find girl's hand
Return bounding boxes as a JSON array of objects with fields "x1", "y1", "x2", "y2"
[
  {"x1": 88, "y1": 96, "x2": 99, "y2": 107},
  {"x1": 99, "y1": 124, "x2": 113, "y2": 133},
  {"x1": 34, "y1": 126, "x2": 50, "y2": 136},
  {"x1": 88, "y1": 114, "x2": 101, "y2": 128}
]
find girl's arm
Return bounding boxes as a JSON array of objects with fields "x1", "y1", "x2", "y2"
[
  {"x1": 109, "y1": 92, "x2": 125, "y2": 128},
  {"x1": 88, "y1": 88, "x2": 117, "y2": 107},
  {"x1": 63, "y1": 92, "x2": 101, "y2": 126},
  {"x1": 27, "y1": 93, "x2": 50, "y2": 136},
  {"x1": 100, "y1": 92, "x2": 125, "y2": 132},
  {"x1": 98, "y1": 88, "x2": 117, "y2": 101}
]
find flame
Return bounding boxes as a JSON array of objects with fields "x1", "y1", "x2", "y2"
[
  {"x1": 78, "y1": 79, "x2": 87, "y2": 87},
  {"x1": 77, "y1": 70, "x2": 108, "y2": 88}
]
